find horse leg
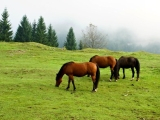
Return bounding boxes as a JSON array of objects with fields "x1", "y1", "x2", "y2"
[
  {"x1": 131, "y1": 67, "x2": 135, "y2": 81},
  {"x1": 135, "y1": 67, "x2": 139, "y2": 81},
  {"x1": 92, "y1": 82, "x2": 98, "y2": 92},
  {"x1": 67, "y1": 76, "x2": 76, "y2": 90},
  {"x1": 122, "y1": 68, "x2": 125, "y2": 79},
  {"x1": 91, "y1": 75, "x2": 97, "y2": 92},
  {"x1": 136, "y1": 72, "x2": 139, "y2": 81},
  {"x1": 118, "y1": 72, "x2": 120, "y2": 79},
  {"x1": 72, "y1": 80, "x2": 76, "y2": 91},
  {"x1": 66, "y1": 79, "x2": 71, "y2": 90},
  {"x1": 109, "y1": 67, "x2": 114, "y2": 82}
]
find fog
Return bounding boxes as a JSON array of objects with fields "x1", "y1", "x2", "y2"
[{"x1": 1, "y1": 0, "x2": 160, "y2": 52}]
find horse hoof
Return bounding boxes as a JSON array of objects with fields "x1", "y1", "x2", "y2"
[
  {"x1": 109, "y1": 79, "x2": 112, "y2": 82},
  {"x1": 92, "y1": 89, "x2": 97, "y2": 92}
]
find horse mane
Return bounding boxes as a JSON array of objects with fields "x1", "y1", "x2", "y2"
[
  {"x1": 89, "y1": 55, "x2": 98, "y2": 62},
  {"x1": 119, "y1": 56, "x2": 124, "y2": 59},
  {"x1": 57, "y1": 61, "x2": 74, "y2": 75}
]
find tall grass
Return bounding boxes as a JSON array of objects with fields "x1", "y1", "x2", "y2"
[{"x1": 0, "y1": 42, "x2": 160, "y2": 120}]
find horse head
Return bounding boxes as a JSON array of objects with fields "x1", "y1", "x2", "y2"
[
  {"x1": 113, "y1": 59, "x2": 119, "y2": 80},
  {"x1": 55, "y1": 73, "x2": 62, "y2": 87}
]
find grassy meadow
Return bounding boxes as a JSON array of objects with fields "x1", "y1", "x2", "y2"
[{"x1": 0, "y1": 42, "x2": 160, "y2": 120}]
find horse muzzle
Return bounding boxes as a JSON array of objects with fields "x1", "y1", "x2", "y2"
[{"x1": 55, "y1": 84, "x2": 59, "y2": 87}]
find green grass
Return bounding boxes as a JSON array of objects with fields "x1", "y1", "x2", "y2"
[{"x1": 0, "y1": 42, "x2": 160, "y2": 120}]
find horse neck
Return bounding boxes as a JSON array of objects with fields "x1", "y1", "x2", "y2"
[
  {"x1": 116, "y1": 62, "x2": 121, "y2": 71},
  {"x1": 57, "y1": 71, "x2": 64, "y2": 79},
  {"x1": 57, "y1": 64, "x2": 67, "y2": 78}
]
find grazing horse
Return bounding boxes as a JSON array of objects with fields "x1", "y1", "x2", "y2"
[
  {"x1": 114, "y1": 56, "x2": 140, "y2": 81},
  {"x1": 88, "y1": 55, "x2": 117, "y2": 81},
  {"x1": 55, "y1": 61, "x2": 100, "y2": 92}
]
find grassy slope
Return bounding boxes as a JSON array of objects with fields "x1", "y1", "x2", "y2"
[{"x1": 0, "y1": 42, "x2": 160, "y2": 120}]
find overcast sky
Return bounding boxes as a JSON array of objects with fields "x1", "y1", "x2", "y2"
[{"x1": 1, "y1": 0, "x2": 160, "y2": 45}]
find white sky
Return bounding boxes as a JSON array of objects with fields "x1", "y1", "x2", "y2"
[{"x1": 1, "y1": 0, "x2": 160, "y2": 44}]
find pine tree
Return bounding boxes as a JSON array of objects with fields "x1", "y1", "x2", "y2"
[
  {"x1": 0, "y1": 8, "x2": 13, "y2": 41},
  {"x1": 52, "y1": 29, "x2": 59, "y2": 47},
  {"x1": 47, "y1": 24, "x2": 59, "y2": 47},
  {"x1": 79, "y1": 40, "x2": 83, "y2": 50},
  {"x1": 36, "y1": 16, "x2": 47, "y2": 44},
  {"x1": 64, "y1": 27, "x2": 77, "y2": 50},
  {"x1": 31, "y1": 20, "x2": 37, "y2": 42},
  {"x1": 14, "y1": 15, "x2": 32, "y2": 42}
]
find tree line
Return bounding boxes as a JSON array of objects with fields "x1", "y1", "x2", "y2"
[
  {"x1": 0, "y1": 8, "x2": 107, "y2": 50},
  {"x1": 1, "y1": 8, "x2": 160, "y2": 53}
]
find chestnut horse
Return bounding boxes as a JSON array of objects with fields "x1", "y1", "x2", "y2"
[
  {"x1": 88, "y1": 55, "x2": 117, "y2": 81},
  {"x1": 55, "y1": 61, "x2": 100, "y2": 92},
  {"x1": 114, "y1": 56, "x2": 140, "y2": 81}
]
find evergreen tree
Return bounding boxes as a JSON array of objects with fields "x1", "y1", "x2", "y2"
[
  {"x1": 79, "y1": 40, "x2": 83, "y2": 50},
  {"x1": 0, "y1": 8, "x2": 13, "y2": 41},
  {"x1": 47, "y1": 24, "x2": 59, "y2": 47},
  {"x1": 64, "y1": 27, "x2": 77, "y2": 50},
  {"x1": 14, "y1": 15, "x2": 32, "y2": 42},
  {"x1": 36, "y1": 16, "x2": 47, "y2": 44},
  {"x1": 31, "y1": 20, "x2": 37, "y2": 42},
  {"x1": 52, "y1": 29, "x2": 59, "y2": 47}
]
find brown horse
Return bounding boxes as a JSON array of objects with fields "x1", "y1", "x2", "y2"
[
  {"x1": 55, "y1": 61, "x2": 100, "y2": 92},
  {"x1": 89, "y1": 55, "x2": 117, "y2": 81},
  {"x1": 114, "y1": 56, "x2": 140, "y2": 81}
]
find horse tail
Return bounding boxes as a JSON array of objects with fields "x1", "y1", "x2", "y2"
[
  {"x1": 114, "y1": 59, "x2": 120, "y2": 80},
  {"x1": 135, "y1": 58, "x2": 140, "y2": 78},
  {"x1": 95, "y1": 64, "x2": 100, "y2": 89}
]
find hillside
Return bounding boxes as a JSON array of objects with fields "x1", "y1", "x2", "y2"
[{"x1": 0, "y1": 42, "x2": 160, "y2": 120}]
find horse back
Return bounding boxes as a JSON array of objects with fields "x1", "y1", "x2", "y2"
[
  {"x1": 65, "y1": 62, "x2": 97, "y2": 77},
  {"x1": 90, "y1": 55, "x2": 116, "y2": 68},
  {"x1": 106, "y1": 56, "x2": 117, "y2": 64},
  {"x1": 118, "y1": 56, "x2": 138, "y2": 68}
]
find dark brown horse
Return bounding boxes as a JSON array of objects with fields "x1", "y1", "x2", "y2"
[
  {"x1": 55, "y1": 61, "x2": 100, "y2": 92},
  {"x1": 114, "y1": 56, "x2": 140, "y2": 81},
  {"x1": 88, "y1": 55, "x2": 117, "y2": 81}
]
